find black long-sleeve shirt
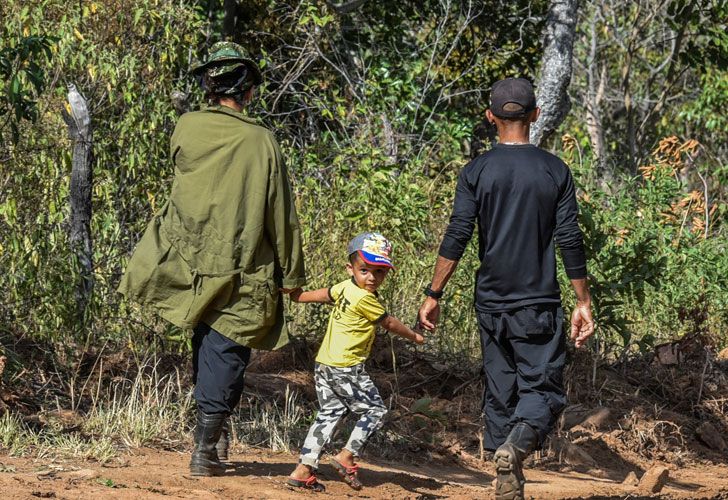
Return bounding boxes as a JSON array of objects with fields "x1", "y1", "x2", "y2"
[{"x1": 439, "y1": 144, "x2": 587, "y2": 312}]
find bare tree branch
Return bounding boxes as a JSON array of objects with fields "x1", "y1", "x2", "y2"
[
  {"x1": 62, "y1": 83, "x2": 94, "y2": 327},
  {"x1": 326, "y1": 0, "x2": 368, "y2": 15},
  {"x1": 531, "y1": 0, "x2": 579, "y2": 146}
]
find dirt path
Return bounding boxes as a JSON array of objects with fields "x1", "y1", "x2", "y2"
[{"x1": 1, "y1": 448, "x2": 727, "y2": 499}]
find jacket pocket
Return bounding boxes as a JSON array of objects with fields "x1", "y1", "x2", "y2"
[
  {"x1": 234, "y1": 275, "x2": 278, "y2": 328},
  {"x1": 257, "y1": 278, "x2": 278, "y2": 327}
]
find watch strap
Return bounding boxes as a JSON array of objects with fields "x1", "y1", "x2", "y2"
[{"x1": 424, "y1": 284, "x2": 444, "y2": 299}]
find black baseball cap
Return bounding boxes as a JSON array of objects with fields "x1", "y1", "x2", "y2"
[{"x1": 490, "y1": 78, "x2": 537, "y2": 118}]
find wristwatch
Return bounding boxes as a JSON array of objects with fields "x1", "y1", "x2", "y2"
[{"x1": 423, "y1": 283, "x2": 444, "y2": 299}]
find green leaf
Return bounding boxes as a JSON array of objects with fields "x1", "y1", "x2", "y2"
[{"x1": 410, "y1": 397, "x2": 432, "y2": 415}]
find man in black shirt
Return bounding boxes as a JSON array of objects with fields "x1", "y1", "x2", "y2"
[{"x1": 418, "y1": 78, "x2": 594, "y2": 500}]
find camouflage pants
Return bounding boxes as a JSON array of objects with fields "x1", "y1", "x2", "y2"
[{"x1": 299, "y1": 362, "x2": 387, "y2": 468}]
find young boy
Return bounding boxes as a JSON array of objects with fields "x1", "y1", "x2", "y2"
[{"x1": 284, "y1": 232, "x2": 424, "y2": 492}]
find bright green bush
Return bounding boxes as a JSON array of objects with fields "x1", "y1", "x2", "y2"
[
  {"x1": 0, "y1": 0, "x2": 725, "y2": 374},
  {"x1": 1, "y1": 0, "x2": 205, "y2": 347},
  {"x1": 563, "y1": 136, "x2": 728, "y2": 356}
]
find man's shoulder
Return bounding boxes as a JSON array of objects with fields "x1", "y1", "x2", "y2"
[
  {"x1": 182, "y1": 108, "x2": 273, "y2": 135},
  {"x1": 482, "y1": 144, "x2": 564, "y2": 160},
  {"x1": 492, "y1": 145, "x2": 569, "y2": 172},
  {"x1": 459, "y1": 150, "x2": 492, "y2": 177},
  {"x1": 535, "y1": 147, "x2": 569, "y2": 168}
]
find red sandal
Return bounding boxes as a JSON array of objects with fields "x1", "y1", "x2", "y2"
[
  {"x1": 287, "y1": 474, "x2": 326, "y2": 492},
  {"x1": 330, "y1": 459, "x2": 363, "y2": 490}
]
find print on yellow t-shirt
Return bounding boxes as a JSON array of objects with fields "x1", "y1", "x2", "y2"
[{"x1": 315, "y1": 279, "x2": 388, "y2": 367}]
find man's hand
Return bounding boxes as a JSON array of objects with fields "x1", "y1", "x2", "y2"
[
  {"x1": 413, "y1": 332, "x2": 425, "y2": 345},
  {"x1": 570, "y1": 302, "x2": 594, "y2": 348},
  {"x1": 418, "y1": 297, "x2": 441, "y2": 331}
]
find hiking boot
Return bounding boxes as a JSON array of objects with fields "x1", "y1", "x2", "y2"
[
  {"x1": 190, "y1": 411, "x2": 227, "y2": 476},
  {"x1": 494, "y1": 422, "x2": 538, "y2": 500},
  {"x1": 216, "y1": 416, "x2": 230, "y2": 462}
]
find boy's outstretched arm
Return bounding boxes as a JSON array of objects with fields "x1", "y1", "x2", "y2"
[
  {"x1": 380, "y1": 315, "x2": 425, "y2": 344},
  {"x1": 281, "y1": 287, "x2": 332, "y2": 303}
]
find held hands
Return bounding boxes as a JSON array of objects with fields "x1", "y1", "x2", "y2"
[
  {"x1": 410, "y1": 323, "x2": 426, "y2": 345},
  {"x1": 570, "y1": 302, "x2": 594, "y2": 348},
  {"x1": 279, "y1": 287, "x2": 303, "y2": 301},
  {"x1": 381, "y1": 315, "x2": 425, "y2": 345}
]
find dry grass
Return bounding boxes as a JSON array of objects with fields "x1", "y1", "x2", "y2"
[
  {"x1": 84, "y1": 361, "x2": 193, "y2": 449},
  {"x1": 232, "y1": 386, "x2": 307, "y2": 453},
  {"x1": 0, "y1": 357, "x2": 192, "y2": 461},
  {"x1": 0, "y1": 359, "x2": 314, "y2": 461},
  {"x1": 619, "y1": 409, "x2": 687, "y2": 457},
  {"x1": 0, "y1": 411, "x2": 116, "y2": 462}
]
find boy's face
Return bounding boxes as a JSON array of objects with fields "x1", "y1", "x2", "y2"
[{"x1": 347, "y1": 254, "x2": 390, "y2": 293}]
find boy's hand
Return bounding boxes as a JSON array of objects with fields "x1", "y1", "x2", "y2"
[
  {"x1": 410, "y1": 322, "x2": 426, "y2": 344},
  {"x1": 381, "y1": 315, "x2": 426, "y2": 344},
  {"x1": 279, "y1": 287, "x2": 303, "y2": 301}
]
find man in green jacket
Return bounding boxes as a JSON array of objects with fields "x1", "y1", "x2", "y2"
[{"x1": 118, "y1": 42, "x2": 306, "y2": 476}]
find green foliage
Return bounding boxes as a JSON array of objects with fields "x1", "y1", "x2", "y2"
[
  {"x1": 0, "y1": 33, "x2": 56, "y2": 143},
  {"x1": 563, "y1": 136, "x2": 728, "y2": 355},
  {"x1": 1, "y1": 0, "x2": 205, "y2": 346},
  {"x1": 568, "y1": 0, "x2": 728, "y2": 175},
  {"x1": 410, "y1": 397, "x2": 445, "y2": 422},
  {"x1": 98, "y1": 478, "x2": 121, "y2": 488},
  {"x1": 0, "y1": 0, "x2": 726, "y2": 372},
  {"x1": 680, "y1": 67, "x2": 728, "y2": 133}
]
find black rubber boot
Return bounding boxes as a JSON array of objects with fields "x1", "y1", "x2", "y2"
[
  {"x1": 189, "y1": 411, "x2": 227, "y2": 476},
  {"x1": 215, "y1": 416, "x2": 230, "y2": 462},
  {"x1": 494, "y1": 422, "x2": 538, "y2": 500}
]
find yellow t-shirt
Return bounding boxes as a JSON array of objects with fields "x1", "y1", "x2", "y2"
[{"x1": 315, "y1": 279, "x2": 388, "y2": 367}]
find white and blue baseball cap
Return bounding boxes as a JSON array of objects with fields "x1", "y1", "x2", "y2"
[{"x1": 347, "y1": 232, "x2": 394, "y2": 269}]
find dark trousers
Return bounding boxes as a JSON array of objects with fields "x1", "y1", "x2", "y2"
[
  {"x1": 192, "y1": 323, "x2": 251, "y2": 415},
  {"x1": 478, "y1": 304, "x2": 566, "y2": 451}
]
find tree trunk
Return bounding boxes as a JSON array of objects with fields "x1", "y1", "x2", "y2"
[
  {"x1": 530, "y1": 0, "x2": 579, "y2": 146},
  {"x1": 622, "y1": 49, "x2": 636, "y2": 173},
  {"x1": 62, "y1": 83, "x2": 94, "y2": 325},
  {"x1": 585, "y1": 64, "x2": 606, "y2": 173},
  {"x1": 223, "y1": 0, "x2": 240, "y2": 38},
  {"x1": 584, "y1": 10, "x2": 607, "y2": 176}
]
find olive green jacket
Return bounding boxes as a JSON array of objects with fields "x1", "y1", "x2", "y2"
[{"x1": 118, "y1": 105, "x2": 306, "y2": 349}]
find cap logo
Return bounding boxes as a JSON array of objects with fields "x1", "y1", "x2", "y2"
[
  {"x1": 361, "y1": 234, "x2": 391, "y2": 259},
  {"x1": 347, "y1": 232, "x2": 394, "y2": 268}
]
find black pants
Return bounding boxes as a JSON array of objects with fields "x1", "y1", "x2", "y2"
[
  {"x1": 478, "y1": 304, "x2": 566, "y2": 451},
  {"x1": 192, "y1": 323, "x2": 251, "y2": 415}
]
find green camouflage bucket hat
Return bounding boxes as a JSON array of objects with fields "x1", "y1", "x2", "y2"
[{"x1": 190, "y1": 41, "x2": 263, "y2": 85}]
